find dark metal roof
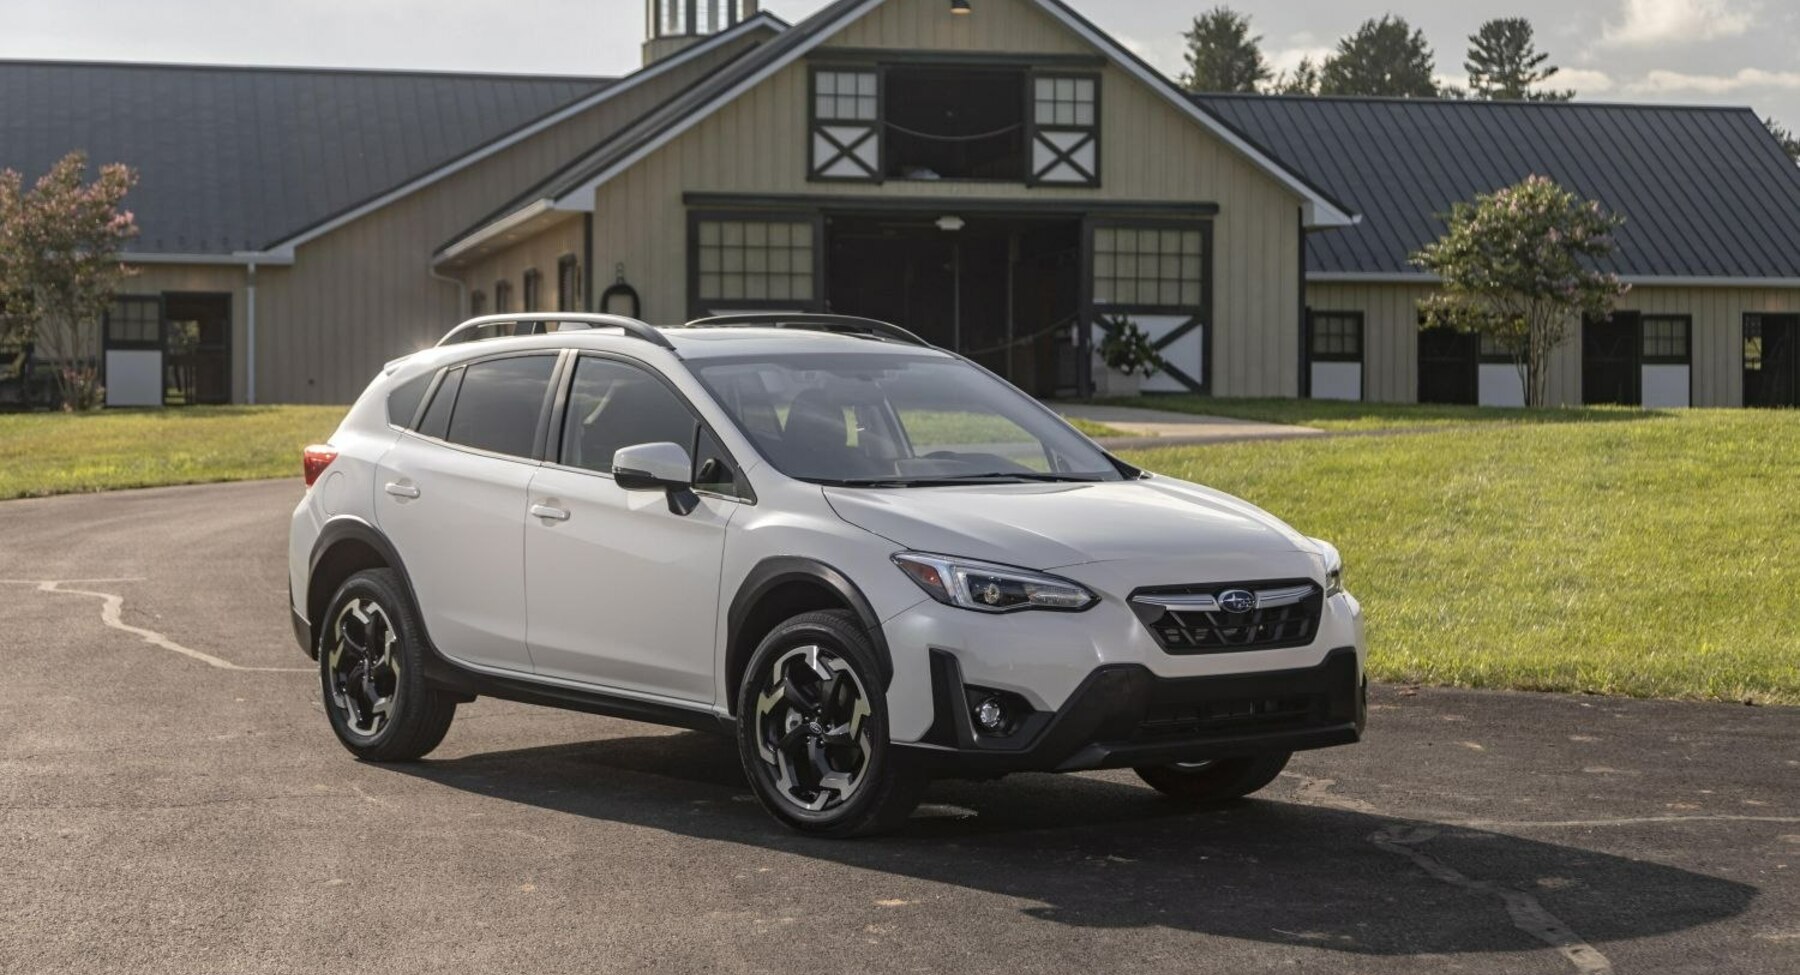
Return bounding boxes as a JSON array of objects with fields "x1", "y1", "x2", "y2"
[
  {"x1": 0, "y1": 61, "x2": 614, "y2": 255},
  {"x1": 1196, "y1": 94, "x2": 1800, "y2": 279}
]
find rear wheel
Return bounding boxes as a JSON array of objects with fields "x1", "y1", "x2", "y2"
[
  {"x1": 1134, "y1": 753, "x2": 1291, "y2": 804},
  {"x1": 319, "y1": 568, "x2": 457, "y2": 762},
  {"x1": 737, "y1": 610, "x2": 925, "y2": 838}
]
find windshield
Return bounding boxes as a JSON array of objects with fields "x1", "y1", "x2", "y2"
[{"x1": 692, "y1": 353, "x2": 1123, "y2": 486}]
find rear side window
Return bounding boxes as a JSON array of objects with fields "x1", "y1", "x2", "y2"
[
  {"x1": 417, "y1": 367, "x2": 463, "y2": 440},
  {"x1": 445, "y1": 355, "x2": 557, "y2": 458},
  {"x1": 560, "y1": 357, "x2": 697, "y2": 474},
  {"x1": 387, "y1": 373, "x2": 434, "y2": 429}
]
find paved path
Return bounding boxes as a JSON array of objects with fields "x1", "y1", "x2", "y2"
[
  {"x1": 1058, "y1": 404, "x2": 1325, "y2": 448},
  {"x1": 2, "y1": 480, "x2": 1796, "y2": 975}
]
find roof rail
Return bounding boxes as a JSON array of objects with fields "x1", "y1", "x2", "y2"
[
  {"x1": 681, "y1": 313, "x2": 931, "y2": 348},
  {"x1": 437, "y1": 313, "x2": 675, "y2": 351}
]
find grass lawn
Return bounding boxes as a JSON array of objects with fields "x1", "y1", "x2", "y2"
[
  {"x1": 1093, "y1": 395, "x2": 1647, "y2": 432},
  {"x1": 0, "y1": 406, "x2": 346, "y2": 501},
  {"x1": 1118, "y1": 408, "x2": 1800, "y2": 706}
]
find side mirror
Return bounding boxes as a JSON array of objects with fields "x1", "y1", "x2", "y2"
[{"x1": 613, "y1": 442, "x2": 694, "y2": 493}]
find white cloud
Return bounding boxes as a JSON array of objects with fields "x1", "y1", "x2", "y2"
[
  {"x1": 1600, "y1": 0, "x2": 1757, "y2": 48},
  {"x1": 1267, "y1": 46, "x2": 1333, "y2": 74},
  {"x1": 1628, "y1": 67, "x2": 1800, "y2": 93},
  {"x1": 1558, "y1": 68, "x2": 1618, "y2": 93}
]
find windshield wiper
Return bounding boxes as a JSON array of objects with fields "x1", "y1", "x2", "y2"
[{"x1": 818, "y1": 472, "x2": 1106, "y2": 488}]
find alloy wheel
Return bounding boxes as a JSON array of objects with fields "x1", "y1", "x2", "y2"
[
  {"x1": 752, "y1": 645, "x2": 875, "y2": 813},
  {"x1": 325, "y1": 598, "x2": 401, "y2": 739}
]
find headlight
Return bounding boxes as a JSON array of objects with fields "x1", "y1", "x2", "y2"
[
  {"x1": 1311, "y1": 538, "x2": 1346, "y2": 597},
  {"x1": 892, "y1": 553, "x2": 1097, "y2": 613}
]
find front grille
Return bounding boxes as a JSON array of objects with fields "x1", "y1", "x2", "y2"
[{"x1": 1130, "y1": 580, "x2": 1323, "y2": 654}]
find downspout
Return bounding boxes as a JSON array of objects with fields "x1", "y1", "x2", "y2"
[
  {"x1": 246, "y1": 262, "x2": 257, "y2": 405},
  {"x1": 429, "y1": 261, "x2": 468, "y2": 322}
]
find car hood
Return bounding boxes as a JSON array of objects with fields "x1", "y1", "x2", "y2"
[{"x1": 823, "y1": 477, "x2": 1311, "y2": 570}]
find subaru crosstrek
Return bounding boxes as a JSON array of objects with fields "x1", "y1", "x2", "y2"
[{"x1": 289, "y1": 313, "x2": 1366, "y2": 837}]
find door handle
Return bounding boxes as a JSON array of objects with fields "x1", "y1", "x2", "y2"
[
  {"x1": 384, "y1": 482, "x2": 421, "y2": 500},
  {"x1": 530, "y1": 503, "x2": 571, "y2": 523}
]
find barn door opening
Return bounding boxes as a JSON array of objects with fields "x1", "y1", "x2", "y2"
[
  {"x1": 162, "y1": 293, "x2": 233, "y2": 405},
  {"x1": 1747, "y1": 313, "x2": 1800, "y2": 408},
  {"x1": 1583, "y1": 312, "x2": 1642, "y2": 406}
]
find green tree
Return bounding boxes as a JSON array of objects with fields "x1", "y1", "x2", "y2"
[
  {"x1": 1319, "y1": 15, "x2": 1439, "y2": 98},
  {"x1": 1271, "y1": 57, "x2": 1322, "y2": 95},
  {"x1": 1413, "y1": 175, "x2": 1629, "y2": 407},
  {"x1": 1466, "y1": 18, "x2": 1572, "y2": 101},
  {"x1": 1766, "y1": 117, "x2": 1800, "y2": 164},
  {"x1": 1180, "y1": 7, "x2": 1272, "y2": 93},
  {"x1": 0, "y1": 151, "x2": 139, "y2": 410}
]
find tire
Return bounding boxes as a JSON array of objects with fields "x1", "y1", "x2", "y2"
[
  {"x1": 736, "y1": 610, "x2": 926, "y2": 838},
  {"x1": 1134, "y1": 753, "x2": 1291, "y2": 804},
  {"x1": 318, "y1": 568, "x2": 457, "y2": 763}
]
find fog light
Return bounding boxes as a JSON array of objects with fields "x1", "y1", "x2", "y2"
[{"x1": 973, "y1": 696, "x2": 1007, "y2": 733}]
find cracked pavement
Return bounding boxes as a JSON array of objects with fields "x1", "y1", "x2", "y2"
[{"x1": 1, "y1": 479, "x2": 1796, "y2": 974}]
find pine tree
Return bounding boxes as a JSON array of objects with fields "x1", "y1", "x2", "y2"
[
  {"x1": 1466, "y1": 18, "x2": 1572, "y2": 101},
  {"x1": 1180, "y1": 7, "x2": 1272, "y2": 94},
  {"x1": 1319, "y1": 16, "x2": 1439, "y2": 98},
  {"x1": 1271, "y1": 57, "x2": 1322, "y2": 95},
  {"x1": 1767, "y1": 117, "x2": 1800, "y2": 165}
]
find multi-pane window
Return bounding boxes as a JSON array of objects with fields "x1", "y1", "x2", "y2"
[
  {"x1": 557, "y1": 257, "x2": 582, "y2": 312},
  {"x1": 105, "y1": 296, "x2": 161, "y2": 347},
  {"x1": 1034, "y1": 76, "x2": 1096, "y2": 127},
  {"x1": 494, "y1": 280, "x2": 513, "y2": 315},
  {"x1": 696, "y1": 218, "x2": 816, "y2": 303},
  {"x1": 1092, "y1": 227, "x2": 1204, "y2": 308},
  {"x1": 1309, "y1": 313, "x2": 1363, "y2": 361},
  {"x1": 1642, "y1": 315, "x2": 1691, "y2": 362},
  {"x1": 815, "y1": 71, "x2": 877, "y2": 122},
  {"x1": 522, "y1": 270, "x2": 542, "y2": 313}
]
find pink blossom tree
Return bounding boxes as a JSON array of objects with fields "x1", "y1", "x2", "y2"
[
  {"x1": 1413, "y1": 175, "x2": 1629, "y2": 408},
  {"x1": 0, "y1": 152, "x2": 139, "y2": 410}
]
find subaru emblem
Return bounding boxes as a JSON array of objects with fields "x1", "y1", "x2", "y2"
[{"x1": 1218, "y1": 589, "x2": 1257, "y2": 614}]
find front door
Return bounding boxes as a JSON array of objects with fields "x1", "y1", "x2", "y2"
[
  {"x1": 525, "y1": 354, "x2": 741, "y2": 703},
  {"x1": 1584, "y1": 313, "x2": 1642, "y2": 406},
  {"x1": 162, "y1": 293, "x2": 232, "y2": 405},
  {"x1": 1747, "y1": 314, "x2": 1800, "y2": 408}
]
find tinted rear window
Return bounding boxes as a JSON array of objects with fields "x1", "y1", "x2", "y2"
[
  {"x1": 387, "y1": 373, "x2": 434, "y2": 429},
  {"x1": 445, "y1": 356, "x2": 557, "y2": 458}
]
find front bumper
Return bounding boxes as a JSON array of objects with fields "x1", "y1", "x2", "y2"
[{"x1": 900, "y1": 646, "x2": 1365, "y2": 775}]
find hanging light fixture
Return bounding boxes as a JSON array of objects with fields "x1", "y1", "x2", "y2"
[{"x1": 950, "y1": 0, "x2": 972, "y2": 14}]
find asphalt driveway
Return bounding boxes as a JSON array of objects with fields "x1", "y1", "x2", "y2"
[{"x1": 1, "y1": 480, "x2": 1795, "y2": 974}]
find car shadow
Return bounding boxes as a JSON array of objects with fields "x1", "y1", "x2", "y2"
[{"x1": 391, "y1": 730, "x2": 1757, "y2": 958}]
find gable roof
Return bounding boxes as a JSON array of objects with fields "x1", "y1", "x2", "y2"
[
  {"x1": 0, "y1": 61, "x2": 611, "y2": 259},
  {"x1": 438, "y1": 0, "x2": 1357, "y2": 261},
  {"x1": 0, "y1": 13, "x2": 787, "y2": 264},
  {"x1": 1197, "y1": 94, "x2": 1800, "y2": 282}
]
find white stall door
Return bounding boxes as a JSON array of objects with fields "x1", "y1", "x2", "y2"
[
  {"x1": 1309, "y1": 362, "x2": 1362, "y2": 401},
  {"x1": 104, "y1": 351, "x2": 163, "y2": 408}
]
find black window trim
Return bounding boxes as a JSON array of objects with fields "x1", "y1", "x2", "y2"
[
  {"x1": 400, "y1": 349, "x2": 563, "y2": 466},
  {"x1": 1640, "y1": 313, "x2": 1693, "y2": 365},
  {"x1": 1306, "y1": 310, "x2": 1364, "y2": 363},
  {"x1": 541, "y1": 349, "x2": 757, "y2": 505}
]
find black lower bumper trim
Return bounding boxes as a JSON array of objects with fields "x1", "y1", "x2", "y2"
[{"x1": 907, "y1": 647, "x2": 1365, "y2": 775}]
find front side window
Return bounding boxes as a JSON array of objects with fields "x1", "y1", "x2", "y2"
[
  {"x1": 695, "y1": 218, "x2": 816, "y2": 304},
  {"x1": 105, "y1": 296, "x2": 162, "y2": 347},
  {"x1": 559, "y1": 357, "x2": 700, "y2": 475},
  {"x1": 695, "y1": 352, "x2": 1121, "y2": 485},
  {"x1": 1309, "y1": 313, "x2": 1363, "y2": 361},
  {"x1": 443, "y1": 355, "x2": 557, "y2": 458}
]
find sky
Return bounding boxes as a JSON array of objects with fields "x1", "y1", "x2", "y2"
[{"x1": 3, "y1": 0, "x2": 1798, "y2": 126}]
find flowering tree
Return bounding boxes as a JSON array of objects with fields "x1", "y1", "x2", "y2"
[
  {"x1": 0, "y1": 152, "x2": 139, "y2": 410},
  {"x1": 1413, "y1": 175, "x2": 1629, "y2": 407}
]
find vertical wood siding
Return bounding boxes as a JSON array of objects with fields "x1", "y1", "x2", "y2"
[
  {"x1": 579, "y1": 0, "x2": 1305, "y2": 397},
  {"x1": 1306, "y1": 280, "x2": 1800, "y2": 406},
  {"x1": 461, "y1": 218, "x2": 588, "y2": 315},
  {"x1": 225, "y1": 33, "x2": 764, "y2": 404}
]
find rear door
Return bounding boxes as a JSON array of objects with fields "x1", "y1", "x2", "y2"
[
  {"x1": 375, "y1": 352, "x2": 560, "y2": 673},
  {"x1": 524, "y1": 354, "x2": 747, "y2": 702}
]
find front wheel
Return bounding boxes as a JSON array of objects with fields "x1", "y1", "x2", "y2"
[
  {"x1": 1134, "y1": 753, "x2": 1291, "y2": 804},
  {"x1": 736, "y1": 610, "x2": 926, "y2": 838},
  {"x1": 319, "y1": 568, "x2": 457, "y2": 763}
]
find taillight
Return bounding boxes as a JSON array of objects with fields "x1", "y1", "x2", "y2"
[{"x1": 302, "y1": 445, "x2": 339, "y2": 488}]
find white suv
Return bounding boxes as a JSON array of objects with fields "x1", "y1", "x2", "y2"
[{"x1": 289, "y1": 313, "x2": 1366, "y2": 837}]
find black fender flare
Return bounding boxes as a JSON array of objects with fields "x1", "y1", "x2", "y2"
[
  {"x1": 726, "y1": 556, "x2": 895, "y2": 703},
  {"x1": 305, "y1": 516, "x2": 433, "y2": 658}
]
